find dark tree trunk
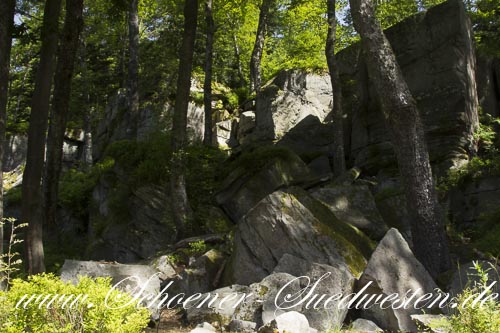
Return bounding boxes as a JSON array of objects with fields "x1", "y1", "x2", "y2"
[
  {"x1": 127, "y1": 0, "x2": 139, "y2": 137},
  {"x1": 44, "y1": 0, "x2": 84, "y2": 228},
  {"x1": 250, "y1": 0, "x2": 274, "y2": 94},
  {"x1": 170, "y1": 0, "x2": 198, "y2": 239},
  {"x1": 349, "y1": 0, "x2": 450, "y2": 275},
  {"x1": 203, "y1": 0, "x2": 214, "y2": 146},
  {"x1": 325, "y1": 0, "x2": 346, "y2": 177},
  {"x1": 22, "y1": 0, "x2": 63, "y2": 275},
  {"x1": 0, "y1": 0, "x2": 16, "y2": 286}
]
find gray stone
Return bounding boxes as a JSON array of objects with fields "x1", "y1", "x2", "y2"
[
  {"x1": 185, "y1": 285, "x2": 252, "y2": 326},
  {"x1": 60, "y1": 260, "x2": 160, "y2": 311},
  {"x1": 215, "y1": 149, "x2": 311, "y2": 223},
  {"x1": 252, "y1": 69, "x2": 332, "y2": 141},
  {"x1": 411, "y1": 314, "x2": 449, "y2": 333},
  {"x1": 273, "y1": 254, "x2": 354, "y2": 331},
  {"x1": 311, "y1": 184, "x2": 388, "y2": 240},
  {"x1": 337, "y1": 0, "x2": 479, "y2": 176},
  {"x1": 449, "y1": 176, "x2": 500, "y2": 229},
  {"x1": 258, "y1": 273, "x2": 303, "y2": 325},
  {"x1": 238, "y1": 111, "x2": 256, "y2": 141},
  {"x1": 227, "y1": 319, "x2": 257, "y2": 333},
  {"x1": 476, "y1": 55, "x2": 500, "y2": 118},
  {"x1": 88, "y1": 184, "x2": 176, "y2": 263},
  {"x1": 149, "y1": 255, "x2": 177, "y2": 280},
  {"x1": 357, "y1": 228, "x2": 439, "y2": 332},
  {"x1": 170, "y1": 249, "x2": 225, "y2": 296},
  {"x1": 351, "y1": 318, "x2": 383, "y2": 332},
  {"x1": 307, "y1": 155, "x2": 332, "y2": 179},
  {"x1": 190, "y1": 322, "x2": 217, "y2": 333},
  {"x1": 3, "y1": 135, "x2": 27, "y2": 172},
  {"x1": 259, "y1": 311, "x2": 310, "y2": 333},
  {"x1": 224, "y1": 187, "x2": 373, "y2": 286}
]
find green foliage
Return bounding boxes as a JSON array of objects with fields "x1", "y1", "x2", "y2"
[
  {"x1": 0, "y1": 218, "x2": 27, "y2": 286},
  {"x1": 59, "y1": 158, "x2": 115, "y2": 217},
  {"x1": 1, "y1": 274, "x2": 150, "y2": 333},
  {"x1": 469, "y1": 0, "x2": 500, "y2": 57},
  {"x1": 472, "y1": 209, "x2": 500, "y2": 257},
  {"x1": 431, "y1": 262, "x2": 500, "y2": 333},
  {"x1": 187, "y1": 240, "x2": 208, "y2": 256}
]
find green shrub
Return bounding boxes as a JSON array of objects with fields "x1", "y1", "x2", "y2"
[
  {"x1": 59, "y1": 158, "x2": 115, "y2": 217},
  {"x1": 1, "y1": 274, "x2": 150, "y2": 333},
  {"x1": 430, "y1": 262, "x2": 500, "y2": 333}
]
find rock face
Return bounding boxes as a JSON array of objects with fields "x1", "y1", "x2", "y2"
[
  {"x1": 225, "y1": 187, "x2": 373, "y2": 286},
  {"x1": 311, "y1": 184, "x2": 388, "y2": 240},
  {"x1": 357, "y1": 229, "x2": 439, "y2": 332},
  {"x1": 476, "y1": 55, "x2": 500, "y2": 118},
  {"x1": 351, "y1": 318, "x2": 383, "y2": 332},
  {"x1": 88, "y1": 183, "x2": 175, "y2": 263},
  {"x1": 449, "y1": 176, "x2": 500, "y2": 230},
  {"x1": 337, "y1": 0, "x2": 479, "y2": 176},
  {"x1": 3, "y1": 135, "x2": 27, "y2": 172},
  {"x1": 215, "y1": 149, "x2": 312, "y2": 223}
]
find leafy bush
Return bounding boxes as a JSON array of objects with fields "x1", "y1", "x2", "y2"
[
  {"x1": 59, "y1": 158, "x2": 115, "y2": 217},
  {"x1": 1, "y1": 274, "x2": 150, "y2": 333},
  {"x1": 430, "y1": 262, "x2": 500, "y2": 333}
]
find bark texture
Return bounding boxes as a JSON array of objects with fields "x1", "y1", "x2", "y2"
[
  {"x1": 0, "y1": 0, "x2": 16, "y2": 285},
  {"x1": 250, "y1": 0, "x2": 274, "y2": 94},
  {"x1": 44, "y1": 0, "x2": 84, "y2": 227},
  {"x1": 127, "y1": 0, "x2": 139, "y2": 137},
  {"x1": 326, "y1": 0, "x2": 346, "y2": 177},
  {"x1": 170, "y1": 0, "x2": 198, "y2": 238},
  {"x1": 203, "y1": 0, "x2": 215, "y2": 146},
  {"x1": 22, "y1": 0, "x2": 63, "y2": 275},
  {"x1": 349, "y1": 0, "x2": 450, "y2": 275}
]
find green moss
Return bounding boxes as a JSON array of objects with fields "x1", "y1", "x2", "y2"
[
  {"x1": 472, "y1": 208, "x2": 500, "y2": 257},
  {"x1": 286, "y1": 187, "x2": 375, "y2": 278},
  {"x1": 4, "y1": 187, "x2": 22, "y2": 205},
  {"x1": 374, "y1": 187, "x2": 403, "y2": 202}
]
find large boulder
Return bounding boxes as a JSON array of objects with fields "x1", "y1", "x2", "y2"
[
  {"x1": 215, "y1": 148, "x2": 312, "y2": 223},
  {"x1": 60, "y1": 259, "x2": 161, "y2": 313},
  {"x1": 273, "y1": 254, "x2": 354, "y2": 331},
  {"x1": 224, "y1": 187, "x2": 374, "y2": 286},
  {"x1": 357, "y1": 229, "x2": 439, "y2": 332},
  {"x1": 337, "y1": 0, "x2": 479, "y2": 176},
  {"x1": 311, "y1": 184, "x2": 388, "y2": 240}
]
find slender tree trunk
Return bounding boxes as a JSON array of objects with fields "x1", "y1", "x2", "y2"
[
  {"x1": 127, "y1": 0, "x2": 139, "y2": 137},
  {"x1": 349, "y1": 0, "x2": 450, "y2": 275},
  {"x1": 0, "y1": 0, "x2": 16, "y2": 287},
  {"x1": 233, "y1": 33, "x2": 245, "y2": 88},
  {"x1": 203, "y1": 0, "x2": 215, "y2": 146},
  {"x1": 170, "y1": 0, "x2": 198, "y2": 239},
  {"x1": 250, "y1": 0, "x2": 274, "y2": 94},
  {"x1": 83, "y1": 109, "x2": 93, "y2": 167},
  {"x1": 326, "y1": 0, "x2": 346, "y2": 177},
  {"x1": 44, "y1": 0, "x2": 85, "y2": 227},
  {"x1": 22, "y1": 0, "x2": 63, "y2": 275}
]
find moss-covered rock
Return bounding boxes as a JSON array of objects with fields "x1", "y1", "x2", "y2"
[{"x1": 224, "y1": 187, "x2": 374, "y2": 286}]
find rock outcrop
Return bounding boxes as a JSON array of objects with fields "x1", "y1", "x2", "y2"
[
  {"x1": 357, "y1": 229, "x2": 440, "y2": 332},
  {"x1": 224, "y1": 187, "x2": 374, "y2": 286},
  {"x1": 336, "y1": 0, "x2": 479, "y2": 176}
]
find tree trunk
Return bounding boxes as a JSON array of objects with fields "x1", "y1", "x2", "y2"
[
  {"x1": 22, "y1": 0, "x2": 63, "y2": 275},
  {"x1": 0, "y1": 0, "x2": 16, "y2": 287},
  {"x1": 349, "y1": 0, "x2": 450, "y2": 275},
  {"x1": 232, "y1": 33, "x2": 245, "y2": 88},
  {"x1": 127, "y1": 0, "x2": 139, "y2": 137},
  {"x1": 325, "y1": 0, "x2": 346, "y2": 177},
  {"x1": 44, "y1": 0, "x2": 84, "y2": 228},
  {"x1": 250, "y1": 0, "x2": 274, "y2": 94},
  {"x1": 203, "y1": 0, "x2": 215, "y2": 146},
  {"x1": 170, "y1": 0, "x2": 198, "y2": 239}
]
